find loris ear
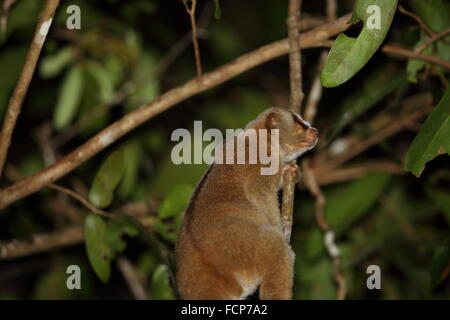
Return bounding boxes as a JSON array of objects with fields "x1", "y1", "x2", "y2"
[{"x1": 264, "y1": 111, "x2": 280, "y2": 130}]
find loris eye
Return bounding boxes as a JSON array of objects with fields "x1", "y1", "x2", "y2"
[{"x1": 291, "y1": 113, "x2": 309, "y2": 131}]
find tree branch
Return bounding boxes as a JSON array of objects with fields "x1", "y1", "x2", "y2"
[
  {"x1": 382, "y1": 44, "x2": 450, "y2": 70},
  {"x1": 317, "y1": 40, "x2": 450, "y2": 71},
  {"x1": 47, "y1": 184, "x2": 109, "y2": 217},
  {"x1": 0, "y1": 207, "x2": 157, "y2": 260},
  {"x1": 302, "y1": 0, "x2": 346, "y2": 300},
  {"x1": 117, "y1": 256, "x2": 148, "y2": 300},
  {"x1": 0, "y1": 0, "x2": 18, "y2": 35},
  {"x1": 0, "y1": 0, "x2": 60, "y2": 180},
  {"x1": 416, "y1": 28, "x2": 450, "y2": 52},
  {"x1": 303, "y1": 159, "x2": 347, "y2": 300},
  {"x1": 0, "y1": 225, "x2": 83, "y2": 260},
  {"x1": 183, "y1": 0, "x2": 203, "y2": 78},
  {"x1": 320, "y1": 103, "x2": 433, "y2": 172},
  {"x1": 281, "y1": 0, "x2": 304, "y2": 243},
  {"x1": 0, "y1": 13, "x2": 352, "y2": 210},
  {"x1": 287, "y1": 0, "x2": 304, "y2": 113}
]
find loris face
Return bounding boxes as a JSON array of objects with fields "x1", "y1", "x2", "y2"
[{"x1": 263, "y1": 107, "x2": 318, "y2": 163}]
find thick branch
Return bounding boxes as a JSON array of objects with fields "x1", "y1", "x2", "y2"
[
  {"x1": 0, "y1": 226, "x2": 83, "y2": 260},
  {"x1": 0, "y1": 0, "x2": 60, "y2": 179},
  {"x1": 0, "y1": 14, "x2": 352, "y2": 210},
  {"x1": 0, "y1": 208, "x2": 157, "y2": 260}
]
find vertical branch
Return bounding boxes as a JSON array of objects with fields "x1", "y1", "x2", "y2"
[
  {"x1": 303, "y1": 52, "x2": 326, "y2": 123},
  {"x1": 303, "y1": 0, "x2": 346, "y2": 299},
  {"x1": 0, "y1": 0, "x2": 60, "y2": 179},
  {"x1": 326, "y1": 0, "x2": 337, "y2": 23},
  {"x1": 304, "y1": 0, "x2": 336, "y2": 123},
  {"x1": 303, "y1": 159, "x2": 347, "y2": 300},
  {"x1": 117, "y1": 256, "x2": 148, "y2": 300},
  {"x1": 287, "y1": 0, "x2": 304, "y2": 113},
  {"x1": 183, "y1": 0, "x2": 203, "y2": 78},
  {"x1": 281, "y1": 0, "x2": 304, "y2": 243}
]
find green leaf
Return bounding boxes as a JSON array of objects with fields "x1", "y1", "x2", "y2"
[
  {"x1": 106, "y1": 218, "x2": 139, "y2": 254},
  {"x1": 213, "y1": 0, "x2": 221, "y2": 19},
  {"x1": 126, "y1": 53, "x2": 159, "y2": 110},
  {"x1": 321, "y1": 0, "x2": 398, "y2": 87},
  {"x1": 89, "y1": 150, "x2": 125, "y2": 208},
  {"x1": 150, "y1": 264, "x2": 176, "y2": 300},
  {"x1": 84, "y1": 214, "x2": 111, "y2": 283},
  {"x1": 430, "y1": 243, "x2": 450, "y2": 290},
  {"x1": 118, "y1": 142, "x2": 142, "y2": 199},
  {"x1": 404, "y1": 87, "x2": 450, "y2": 177},
  {"x1": 326, "y1": 173, "x2": 391, "y2": 235},
  {"x1": 407, "y1": 32, "x2": 435, "y2": 83},
  {"x1": 154, "y1": 221, "x2": 177, "y2": 243},
  {"x1": 158, "y1": 184, "x2": 194, "y2": 219},
  {"x1": 329, "y1": 64, "x2": 406, "y2": 139},
  {"x1": 40, "y1": 47, "x2": 74, "y2": 79},
  {"x1": 53, "y1": 65, "x2": 84, "y2": 130},
  {"x1": 85, "y1": 61, "x2": 115, "y2": 102}
]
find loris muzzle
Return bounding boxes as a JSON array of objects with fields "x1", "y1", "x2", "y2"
[{"x1": 175, "y1": 107, "x2": 318, "y2": 300}]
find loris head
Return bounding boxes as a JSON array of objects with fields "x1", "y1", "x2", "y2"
[{"x1": 247, "y1": 107, "x2": 318, "y2": 163}]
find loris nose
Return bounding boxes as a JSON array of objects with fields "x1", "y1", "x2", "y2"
[{"x1": 310, "y1": 127, "x2": 318, "y2": 136}]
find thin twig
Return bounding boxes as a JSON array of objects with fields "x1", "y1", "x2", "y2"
[
  {"x1": 47, "y1": 184, "x2": 109, "y2": 217},
  {"x1": 0, "y1": 0, "x2": 60, "y2": 180},
  {"x1": 398, "y1": 5, "x2": 434, "y2": 36},
  {"x1": 304, "y1": 51, "x2": 326, "y2": 123},
  {"x1": 0, "y1": 0, "x2": 18, "y2": 35},
  {"x1": 304, "y1": 0, "x2": 335, "y2": 124},
  {"x1": 303, "y1": 159, "x2": 346, "y2": 300},
  {"x1": 318, "y1": 40, "x2": 450, "y2": 71},
  {"x1": 4, "y1": 163, "x2": 108, "y2": 217},
  {"x1": 416, "y1": 28, "x2": 450, "y2": 52},
  {"x1": 383, "y1": 44, "x2": 450, "y2": 70},
  {"x1": 117, "y1": 256, "x2": 148, "y2": 300},
  {"x1": 313, "y1": 161, "x2": 404, "y2": 186},
  {"x1": 156, "y1": 2, "x2": 212, "y2": 76},
  {"x1": 53, "y1": 3, "x2": 214, "y2": 148},
  {"x1": 303, "y1": 0, "x2": 346, "y2": 300},
  {"x1": 321, "y1": 104, "x2": 433, "y2": 172},
  {"x1": 182, "y1": 0, "x2": 202, "y2": 78},
  {"x1": 0, "y1": 14, "x2": 353, "y2": 210}
]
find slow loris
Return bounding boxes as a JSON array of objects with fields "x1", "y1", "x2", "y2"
[{"x1": 175, "y1": 107, "x2": 318, "y2": 299}]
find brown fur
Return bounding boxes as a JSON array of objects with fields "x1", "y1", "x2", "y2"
[{"x1": 175, "y1": 107, "x2": 318, "y2": 300}]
